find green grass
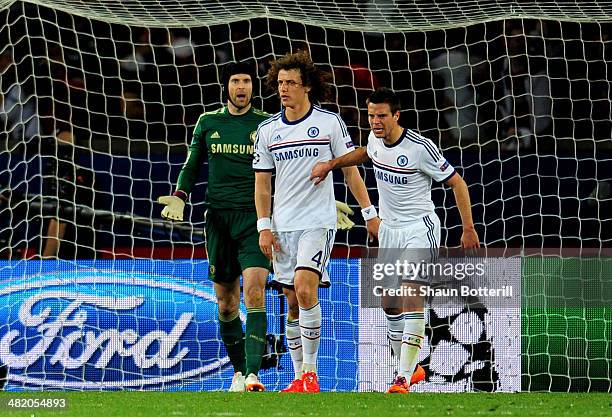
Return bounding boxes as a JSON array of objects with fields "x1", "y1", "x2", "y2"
[{"x1": 0, "y1": 392, "x2": 610, "y2": 417}]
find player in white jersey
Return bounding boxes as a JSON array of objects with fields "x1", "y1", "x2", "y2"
[
  {"x1": 254, "y1": 51, "x2": 380, "y2": 393},
  {"x1": 311, "y1": 87, "x2": 480, "y2": 393}
]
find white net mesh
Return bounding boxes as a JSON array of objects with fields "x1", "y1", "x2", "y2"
[
  {"x1": 0, "y1": 0, "x2": 610, "y2": 392},
  {"x1": 15, "y1": 1, "x2": 612, "y2": 30}
]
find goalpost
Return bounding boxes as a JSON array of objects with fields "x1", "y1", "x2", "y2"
[{"x1": 0, "y1": 0, "x2": 610, "y2": 392}]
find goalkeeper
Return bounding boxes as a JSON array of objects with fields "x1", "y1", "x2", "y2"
[{"x1": 158, "y1": 61, "x2": 272, "y2": 392}]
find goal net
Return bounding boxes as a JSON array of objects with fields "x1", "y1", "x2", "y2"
[{"x1": 0, "y1": 0, "x2": 610, "y2": 392}]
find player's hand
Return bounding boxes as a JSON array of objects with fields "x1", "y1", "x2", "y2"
[
  {"x1": 157, "y1": 195, "x2": 185, "y2": 221},
  {"x1": 366, "y1": 217, "x2": 381, "y2": 242},
  {"x1": 310, "y1": 161, "x2": 333, "y2": 186},
  {"x1": 460, "y1": 227, "x2": 480, "y2": 249},
  {"x1": 259, "y1": 229, "x2": 280, "y2": 260},
  {"x1": 335, "y1": 201, "x2": 355, "y2": 230}
]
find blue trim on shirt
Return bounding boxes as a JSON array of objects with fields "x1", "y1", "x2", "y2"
[
  {"x1": 383, "y1": 128, "x2": 407, "y2": 149},
  {"x1": 406, "y1": 130, "x2": 441, "y2": 161},
  {"x1": 269, "y1": 141, "x2": 331, "y2": 151},
  {"x1": 441, "y1": 169, "x2": 457, "y2": 184},
  {"x1": 282, "y1": 105, "x2": 314, "y2": 125},
  {"x1": 258, "y1": 112, "x2": 282, "y2": 129},
  {"x1": 372, "y1": 160, "x2": 417, "y2": 175},
  {"x1": 314, "y1": 106, "x2": 349, "y2": 137}
]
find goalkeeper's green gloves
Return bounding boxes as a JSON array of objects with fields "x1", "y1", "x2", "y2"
[
  {"x1": 158, "y1": 195, "x2": 185, "y2": 221},
  {"x1": 335, "y1": 200, "x2": 355, "y2": 230}
]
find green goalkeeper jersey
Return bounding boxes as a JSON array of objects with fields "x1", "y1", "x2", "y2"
[{"x1": 176, "y1": 106, "x2": 269, "y2": 210}]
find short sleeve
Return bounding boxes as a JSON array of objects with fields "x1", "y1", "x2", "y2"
[
  {"x1": 366, "y1": 131, "x2": 376, "y2": 159},
  {"x1": 253, "y1": 123, "x2": 275, "y2": 171},
  {"x1": 418, "y1": 137, "x2": 456, "y2": 183},
  {"x1": 329, "y1": 114, "x2": 355, "y2": 158}
]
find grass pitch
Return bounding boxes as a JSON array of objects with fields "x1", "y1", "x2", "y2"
[{"x1": 0, "y1": 392, "x2": 610, "y2": 417}]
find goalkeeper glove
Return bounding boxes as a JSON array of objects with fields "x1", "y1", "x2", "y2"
[
  {"x1": 335, "y1": 200, "x2": 355, "y2": 230},
  {"x1": 158, "y1": 195, "x2": 185, "y2": 221}
]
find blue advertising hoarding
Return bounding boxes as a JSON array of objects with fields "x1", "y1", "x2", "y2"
[{"x1": 0, "y1": 259, "x2": 359, "y2": 391}]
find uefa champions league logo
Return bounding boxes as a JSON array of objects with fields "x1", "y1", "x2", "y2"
[{"x1": 0, "y1": 271, "x2": 230, "y2": 389}]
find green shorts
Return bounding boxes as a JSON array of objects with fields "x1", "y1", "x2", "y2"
[{"x1": 205, "y1": 208, "x2": 271, "y2": 283}]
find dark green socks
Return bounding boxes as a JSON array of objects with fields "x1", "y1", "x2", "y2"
[
  {"x1": 219, "y1": 312, "x2": 246, "y2": 375},
  {"x1": 245, "y1": 307, "x2": 267, "y2": 376}
]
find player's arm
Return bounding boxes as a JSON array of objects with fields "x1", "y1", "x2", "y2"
[
  {"x1": 253, "y1": 124, "x2": 280, "y2": 260},
  {"x1": 254, "y1": 171, "x2": 279, "y2": 260},
  {"x1": 416, "y1": 136, "x2": 480, "y2": 249},
  {"x1": 310, "y1": 147, "x2": 370, "y2": 185},
  {"x1": 254, "y1": 171, "x2": 272, "y2": 223},
  {"x1": 310, "y1": 147, "x2": 376, "y2": 233},
  {"x1": 341, "y1": 164, "x2": 380, "y2": 241},
  {"x1": 158, "y1": 118, "x2": 206, "y2": 221},
  {"x1": 445, "y1": 173, "x2": 480, "y2": 249}
]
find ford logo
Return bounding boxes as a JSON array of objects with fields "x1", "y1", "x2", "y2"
[{"x1": 0, "y1": 269, "x2": 233, "y2": 389}]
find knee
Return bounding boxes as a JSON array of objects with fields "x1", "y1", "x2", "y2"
[
  {"x1": 383, "y1": 307, "x2": 403, "y2": 316},
  {"x1": 295, "y1": 286, "x2": 317, "y2": 308},
  {"x1": 217, "y1": 298, "x2": 239, "y2": 320},
  {"x1": 403, "y1": 296, "x2": 424, "y2": 312},
  {"x1": 244, "y1": 285, "x2": 265, "y2": 309},
  {"x1": 403, "y1": 303, "x2": 422, "y2": 312}
]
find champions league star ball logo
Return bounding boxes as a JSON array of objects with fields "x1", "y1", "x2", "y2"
[
  {"x1": 421, "y1": 302, "x2": 500, "y2": 392},
  {"x1": 307, "y1": 127, "x2": 319, "y2": 138}
]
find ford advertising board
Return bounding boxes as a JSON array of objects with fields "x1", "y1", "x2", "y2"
[
  {"x1": 0, "y1": 259, "x2": 359, "y2": 392},
  {"x1": 0, "y1": 261, "x2": 232, "y2": 389}
]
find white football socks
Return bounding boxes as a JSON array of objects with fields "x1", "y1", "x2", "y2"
[
  {"x1": 385, "y1": 312, "x2": 405, "y2": 358},
  {"x1": 299, "y1": 303, "x2": 321, "y2": 374},
  {"x1": 399, "y1": 311, "x2": 425, "y2": 379},
  {"x1": 286, "y1": 317, "x2": 303, "y2": 380}
]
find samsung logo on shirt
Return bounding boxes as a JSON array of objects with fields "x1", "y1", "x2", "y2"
[
  {"x1": 211, "y1": 144, "x2": 254, "y2": 155},
  {"x1": 375, "y1": 170, "x2": 409, "y2": 185},
  {"x1": 274, "y1": 147, "x2": 320, "y2": 161}
]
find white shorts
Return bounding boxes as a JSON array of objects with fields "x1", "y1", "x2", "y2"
[
  {"x1": 271, "y1": 228, "x2": 336, "y2": 288},
  {"x1": 379, "y1": 214, "x2": 441, "y2": 263}
]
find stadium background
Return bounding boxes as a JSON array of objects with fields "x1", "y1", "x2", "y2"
[{"x1": 0, "y1": 1, "x2": 610, "y2": 392}]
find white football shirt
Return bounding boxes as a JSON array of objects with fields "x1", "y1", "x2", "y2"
[
  {"x1": 366, "y1": 128, "x2": 456, "y2": 224},
  {"x1": 254, "y1": 105, "x2": 355, "y2": 231}
]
